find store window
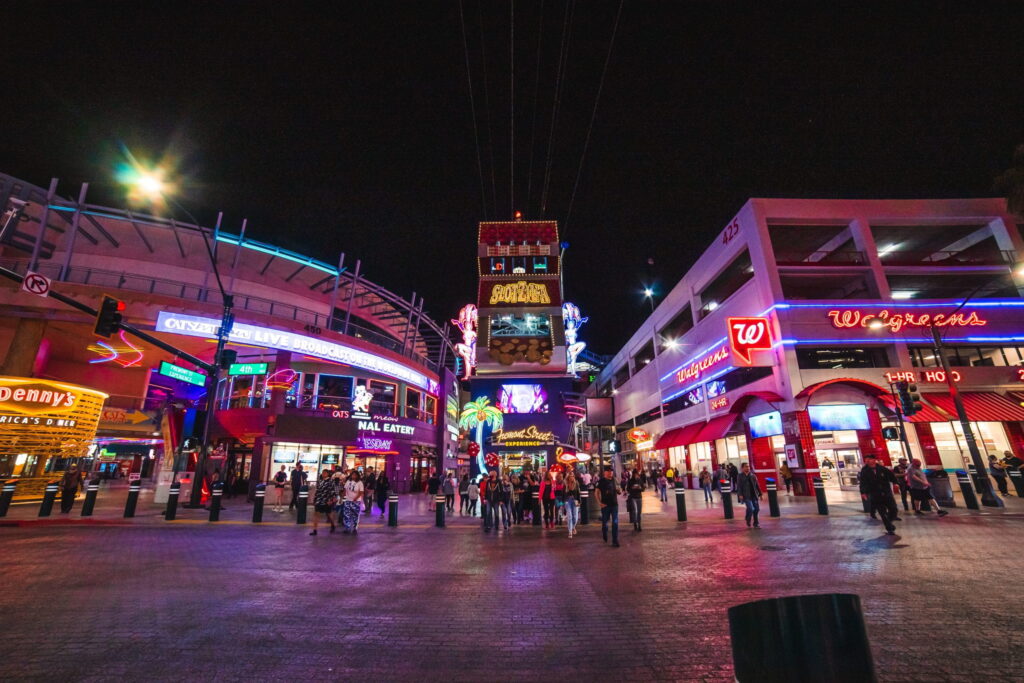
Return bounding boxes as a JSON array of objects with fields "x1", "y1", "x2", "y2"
[
  {"x1": 634, "y1": 404, "x2": 663, "y2": 426},
  {"x1": 613, "y1": 364, "x2": 630, "y2": 388},
  {"x1": 269, "y1": 442, "x2": 345, "y2": 483},
  {"x1": 662, "y1": 386, "x2": 704, "y2": 417},
  {"x1": 689, "y1": 441, "x2": 713, "y2": 474},
  {"x1": 299, "y1": 373, "x2": 316, "y2": 409},
  {"x1": 229, "y1": 376, "x2": 254, "y2": 409},
  {"x1": 796, "y1": 346, "x2": 892, "y2": 369},
  {"x1": 367, "y1": 380, "x2": 397, "y2": 416},
  {"x1": 317, "y1": 374, "x2": 353, "y2": 410},
  {"x1": 659, "y1": 305, "x2": 694, "y2": 343},
  {"x1": 909, "y1": 345, "x2": 1024, "y2": 368},
  {"x1": 632, "y1": 340, "x2": 656, "y2": 374},
  {"x1": 715, "y1": 435, "x2": 748, "y2": 468},
  {"x1": 929, "y1": 421, "x2": 1012, "y2": 470},
  {"x1": 406, "y1": 388, "x2": 422, "y2": 420}
]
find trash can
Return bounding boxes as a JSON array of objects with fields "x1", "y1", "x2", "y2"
[{"x1": 926, "y1": 468, "x2": 955, "y2": 508}]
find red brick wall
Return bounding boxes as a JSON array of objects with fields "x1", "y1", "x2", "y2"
[
  {"x1": 857, "y1": 408, "x2": 890, "y2": 465},
  {"x1": 913, "y1": 422, "x2": 944, "y2": 467}
]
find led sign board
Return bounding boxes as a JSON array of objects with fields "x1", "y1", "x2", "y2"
[
  {"x1": 493, "y1": 425, "x2": 556, "y2": 446},
  {"x1": 0, "y1": 376, "x2": 107, "y2": 461},
  {"x1": 727, "y1": 317, "x2": 772, "y2": 365},
  {"x1": 155, "y1": 312, "x2": 431, "y2": 390},
  {"x1": 158, "y1": 361, "x2": 207, "y2": 387},
  {"x1": 484, "y1": 280, "x2": 556, "y2": 306},
  {"x1": 228, "y1": 362, "x2": 268, "y2": 376},
  {"x1": 675, "y1": 345, "x2": 730, "y2": 384}
]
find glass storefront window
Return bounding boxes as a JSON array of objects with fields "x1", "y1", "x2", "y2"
[
  {"x1": 368, "y1": 380, "x2": 397, "y2": 416},
  {"x1": 268, "y1": 442, "x2": 346, "y2": 482},
  {"x1": 229, "y1": 376, "x2": 254, "y2": 409},
  {"x1": 317, "y1": 374, "x2": 353, "y2": 410},
  {"x1": 406, "y1": 388, "x2": 422, "y2": 420},
  {"x1": 931, "y1": 421, "x2": 1013, "y2": 470},
  {"x1": 424, "y1": 396, "x2": 437, "y2": 425}
]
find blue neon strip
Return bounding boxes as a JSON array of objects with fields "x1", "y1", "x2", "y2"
[
  {"x1": 662, "y1": 365, "x2": 735, "y2": 402},
  {"x1": 779, "y1": 336, "x2": 1024, "y2": 345},
  {"x1": 659, "y1": 337, "x2": 729, "y2": 382},
  {"x1": 773, "y1": 300, "x2": 1024, "y2": 309}
]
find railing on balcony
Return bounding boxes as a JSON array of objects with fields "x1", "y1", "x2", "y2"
[
  {"x1": 878, "y1": 249, "x2": 1017, "y2": 267},
  {"x1": 774, "y1": 250, "x2": 868, "y2": 266}
]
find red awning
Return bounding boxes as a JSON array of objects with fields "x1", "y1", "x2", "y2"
[
  {"x1": 653, "y1": 422, "x2": 705, "y2": 449},
  {"x1": 921, "y1": 392, "x2": 1024, "y2": 423},
  {"x1": 796, "y1": 377, "x2": 891, "y2": 400},
  {"x1": 729, "y1": 391, "x2": 785, "y2": 414},
  {"x1": 694, "y1": 413, "x2": 740, "y2": 443},
  {"x1": 902, "y1": 401, "x2": 954, "y2": 423}
]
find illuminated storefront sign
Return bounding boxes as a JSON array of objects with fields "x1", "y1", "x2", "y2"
[
  {"x1": 676, "y1": 345, "x2": 730, "y2": 384},
  {"x1": 357, "y1": 419, "x2": 415, "y2": 435},
  {"x1": 627, "y1": 427, "x2": 649, "y2": 443},
  {"x1": 357, "y1": 436, "x2": 394, "y2": 451},
  {"x1": 158, "y1": 361, "x2": 207, "y2": 387},
  {"x1": 828, "y1": 309, "x2": 987, "y2": 333},
  {"x1": 493, "y1": 425, "x2": 556, "y2": 446},
  {"x1": 487, "y1": 281, "x2": 553, "y2": 305},
  {"x1": 884, "y1": 370, "x2": 962, "y2": 383},
  {"x1": 710, "y1": 396, "x2": 729, "y2": 410},
  {"x1": 0, "y1": 381, "x2": 78, "y2": 412},
  {"x1": 635, "y1": 439, "x2": 654, "y2": 451},
  {"x1": 727, "y1": 317, "x2": 772, "y2": 365},
  {"x1": 155, "y1": 311, "x2": 431, "y2": 389}
]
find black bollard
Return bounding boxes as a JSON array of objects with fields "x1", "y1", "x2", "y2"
[
  {"x1": 0, "y1": 479, "x2": 18, "y2": 517},
  {"x1": 765, "y1": 478, "x2": 780, "y2": 518},
  {"x1": 296, "y1": 485, "x2": 308, "y2": 524},
  {"x1": 675, "y1": 485, "x2": 687, "y2": 522},
  {"x1": 80, "y1": 479, "x2": 100, "y2": 517},
  {"x1": 728, "y1": 593, "x2": 877, "y2": 683},
  {"x1": 38, "y1": 481, "x2": 59, "y2": 517},
  {"x1": 580, "y1": 489, "x2": 590, "y2": 525},
  {"x1": 720, "y1": 480, "x2": 734, "y2": 519},
  {"x1": 967, "y1": 465, "x2": 987, "y2": 497},
  {"x1": 813, "y1": 477, "x2": 828, "y2": 515},
  {"x1": 532, "y1": 491, "x2": 541, "y2": 526},
  {"x1": 436, "y1": 495, "x2": 446, "y2": 528},
  {"x1": 252, "y1": 483, "x2": 266, "y2": 523},
  {"x1": 165, "y1": 481, "x2": 181, "y2": 520},
  {"x1": 209, "y1": 482, "x2": 223, "y2": 522},
  {"x1": 956, "y1": 471, "x2": 979, "y2": 510},
  {"x1": 388, "y1": 493, "x2": 399, "y2": 527},
  {"x1": 1009, "y1": 469, "x2": 1024, "y2": 497},
  {"x1": 123, "y1": 479, "x2": 141, "y2": 518}
]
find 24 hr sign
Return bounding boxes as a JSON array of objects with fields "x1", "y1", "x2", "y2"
[{"x1": 727, "y1": 317, "x2": 772, "y2": 365}]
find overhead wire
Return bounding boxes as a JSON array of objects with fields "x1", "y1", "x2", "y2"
[
  {"x1": 524, "y1": 0, "x2": 545, "y2": 217},
  {"x1": 477, "y1": 1, "x2": 499, "y2": 218},
  {"x1": 510, "y1": 0, "x2": 514, "y2": 218},
  {"x1": 458, "y1": 0, "x2": 489, "y2": 219},
  {"x1": 563, "y1": 0, "x2": 624, "y2": 237},
  {"x1": 540, "y1": 0, "x2": 575, "y2": 217}
]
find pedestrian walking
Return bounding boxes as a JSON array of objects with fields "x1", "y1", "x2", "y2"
[
  {"x1": 426, "y1": 470, "x2": 441, "y2": 511},
  {"x1": 779, "y1": 462, "x2": 793, "y2": 494},
  {"x1": 539, "y1": 470, "x2": 557, "y2": 529},
  {"x1": 310, "y1": 470, "x2": 339, "y2": 535},
  {"x1": 989, "y1": 455, "x2": 1009, "y2": 496},
  {"x1": 458, "y1": 474, "x2": 470, "y2": 515},
  {"x1": 341, "y1": 471, "x2": 364, "y2": 533},
  {"x1": 363, "y1": 467, "x2": 377, "y2": 513},
  {"x1": 483, "y1": 470, "x2": 501, "y2": 531},
  {"x1": 736, "y1": 463, "x2": 762, "y2": 528},
  {"x1": 907, "y1": 459, "x2": 948, "y2": 516},
  {"x1": 859, "y1": 454, "x2": 900, "y2": 535},
  {"x1": 375, "y1": 470, "x2": 390, "y2": 516},
  {"x1": 59, "y1": 464, "x2": 82, "y2": 514},
  {"x1": 467, "y1": 478, "x2": 479, "y2": 516},
  {"x1": 727, "y1": 463, "x2": 739, "y2": 493},
  {"x1": 272, "y1": 465, "x2": 288, "y2": 512},
  {"x1": 665, "y1": 467, "x2": 675, "y2": 488},
  {"x1": 626, "y1": 468, "x2": 645, "y2": 531},
  {"x1": 497, "y1": 474, "x2": 513, "y2": 530},
  {"x1": 657, "y1": 472, "x2": 668, "y2": 502},
  {"x1": 596, "y1": 465, "x2": 622, "y2": 547},
  {"x1": 563, "y1": 471, "x2": 581, "y2": 538},
  {"x1": 510, "y1": 475, "x2": 523, "y2": 524},
  {"x1": 288, "y1": 464, "x2": 307, "y2": 510},
  {"x1": 892, "y1": 458, "x2": 911, "y2": 512},
  {"x1": 442, "y1": 471, "x2": 456, "y2": 512},
  {"x1": 699, "y1": 467, "x2": 713, "y2": 502}
]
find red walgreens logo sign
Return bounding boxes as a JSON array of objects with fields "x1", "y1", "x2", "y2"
[{"x1": 727, "y1": 317, "x2": 772, "y2": 365}]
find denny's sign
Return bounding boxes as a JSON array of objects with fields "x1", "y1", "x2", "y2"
[
  {"x1": 0, "y1": 379, "x2": 83, "y2": 414},
  {"x1": 0, "y1": 377, "x2": 107, "y2": 461}
]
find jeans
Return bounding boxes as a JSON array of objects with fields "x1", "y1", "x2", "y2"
[
  {"x1": 600, "y1": 505, "x2": 619, "y2": 544},
  {"x1": 468, "y1": 499, "x2": 477, "y2": 515},
  {"x1": 445, "y1": 493, "x2": 455, "y2": 511},
  {"x1": 565, "y1": 498, "x2": 578, "y2": 534},
  {"x1": 627, "y1": 496, "x2": 643, "y2": 528},
  {"x1": 499, "y1": 502, "x2": 511, "y2": 528},
  {"x1": 659, "y1": 484, "x2": 668, "y2": 502},
  {"x1": 702, "y1": 483, "x2": 712, "y2": 502},
  {"x1": 742, "y1": 497, "x2": 760, "y2": 526},
  {"x1": 460, "y1": 493, "x2": 469, "y2": 514}
]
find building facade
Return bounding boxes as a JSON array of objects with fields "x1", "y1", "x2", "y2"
[{"x1": 587, "y1": 198, "x2": 1024, "y2": 496}]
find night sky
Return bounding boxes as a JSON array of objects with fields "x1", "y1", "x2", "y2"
[{"x1": 4, "y1": 1, "x2": 1023, "y2": 354}]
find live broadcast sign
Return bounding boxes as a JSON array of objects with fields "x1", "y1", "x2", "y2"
[
  {"x1": 0, "y1": 376, "x2": 107, "y2": 463},
  {"x1": 228, "y1": 362, "x2": 269, "y2": 376},
  {"x1": 158, "y1": 361, "x2": 207, "y2": 387},
  {"x1": 155, "y1": 312, "x2": 432, "y2": 390}
]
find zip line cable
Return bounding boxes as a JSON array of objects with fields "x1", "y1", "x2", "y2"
[
  {"x1": 478, "y1": 0, "x2": 499, "y2": 218},
  {"x1": 524, "y1": 0, "x2": 545, "y2": 217},
  {"x1": 459, "y1": 0, "x2": 489, "y2": 219},
  {"x1": 540, "y1": 0, "x2": 575, "y2": 217},
  {"x1": 563, "y1": 0, "x2": 624, "y2": 237},
  {"x1": 510, "y1": 0, "x2": 514, "y2": 218}
]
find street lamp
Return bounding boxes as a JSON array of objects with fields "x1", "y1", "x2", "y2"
[
  {"x1": 121, "y1": 164, "x2": 234, "y2": 508},
  {"x1": 643, "y1": 287, "x2": 655, "y2": 314}
]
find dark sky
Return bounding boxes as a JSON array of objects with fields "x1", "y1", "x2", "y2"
[{"x1": 4, "y1": 1, "x2": 1023, "y2": 354}]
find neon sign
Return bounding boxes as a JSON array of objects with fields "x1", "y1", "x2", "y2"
[
  {"x1": 710, "y1": 397, "x2": 729, "y2": 410},
  {"x1": 563, "y1": 302, "x2": 588, "y2": 376},
  {"x1": 0, "y1": 381, "x2": 78, "y2": 412},
  {"x1": 155, "y1": 311, "x2": 431, "y2": 389},
  {"x1": 87, "y1": 330, "x2": 144, "y2": 368},
  {"x1": 676, "y1": 345, "x2": 730, "y2": 384},
  {"x1": 727, "y1": 317, "x2": 772, "y2": 365},
  {"x1": 828, "y1": 309, "x2": 987, "y2": 333},
  {"x1": 884, "y1": 370, "x2": 962, "y2": 383},
  {"x1": 488, "y1": 281, "x2": 552, "y2": 305},
  {"x1": 357, "y1": 436, "x2": 394, "y2": 451},
  {"x1": 493, "y1": 425, "x2": 556, "y2": 445},
  {"x1": 451, "y1": 304, "x2": 478, "y2": 380},
  {"x1": 627, "y1": 427, "x2": 650, "y2": 443},
  {"x1": 921, "y1": 369, "x2": 962, "y2": 383}
]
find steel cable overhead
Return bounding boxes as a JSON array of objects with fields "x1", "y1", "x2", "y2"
[
  {"x1": 477, "y1": 1, "x2": 499, "y2": 218},
  {"x1": 524, "y1": 0, "x2": 545, "y2": 217},
  {"x1": 540, "y1": 0, "x2": 575, "y2": 217},
  {"x1": 510, "y1": 0, "x2": 514, "y2": 217},
  {"x1": 458, "y1": 0, "x2": 489, "y2": 219}
]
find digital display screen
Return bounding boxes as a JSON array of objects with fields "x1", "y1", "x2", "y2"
[
  {"x1": 748, "y1": 411, "x2": 783, "y2": 439},
  {"x1": 586, "y1": 397, "x2": 615, "y2": 426},
  {"x1": 298, "y1": 452, "x2": 320, "y2": 464},
  {"x1": 273, "y1": 452, "x2": 295, "y2": 464},
  {"x1": 497, "y1": 384, "x2": 549, "y2": 414},
  {"x1": 705, "y1": 380, "x2": 726, "y2": 398},
  {"x1": 808, "y1": 404, "x2": 869, "y2": 432}
]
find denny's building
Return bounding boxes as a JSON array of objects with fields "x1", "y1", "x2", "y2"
[{"x1": 0, "y1": 376, "x2": 107, "y2": 498}]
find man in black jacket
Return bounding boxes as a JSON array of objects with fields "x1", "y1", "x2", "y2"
[
  {"x1": 859, "y1": 454, "x2": 900, "y2": 535},
  {"x1": 288, "y1": 464, "x2": 306, "y2": 511},
  {"x1": 736, "y1": 463, "x2": 762, "y2": 528}
]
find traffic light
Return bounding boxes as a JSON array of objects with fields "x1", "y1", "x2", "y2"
[
  {"x1": 906, "y1": 383, "x2": 923, "y2": 415},
  {"x1": 94, "y1": 296, "x2": 124, "y2": 338},
  {"x1": 896, "y1": 381, "x2": 923, "y2": 416},
  {"x1": 218, "y1": 349, "x2": 238, "y2": 370}
]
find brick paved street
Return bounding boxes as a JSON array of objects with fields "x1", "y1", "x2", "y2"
[{"x1": 2, "y1": 488, "x2": 1023, "y2": 682}]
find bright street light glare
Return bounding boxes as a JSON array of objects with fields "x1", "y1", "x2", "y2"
[
  {"x1": 134, "y1": 172, "x2": 165, "y2": 198},
  {"x1": 643, "y1": 288, "x2": 653, "y2": 297}
]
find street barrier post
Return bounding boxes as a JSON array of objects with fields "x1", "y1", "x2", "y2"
[
  {"x1": 209, "y1": 482, "x2": 223, "y2": 522},
  {"x1": 0, "y1": 480, "x2": 16, "y2": 517},
  {"x1": 296, "y1": 485, "x2": 308, "y2": 524},
  {"x1": 580, "y1": 489, "x2": 590, "y2": 525},
  {"x1": 532, "y1": 490, "x2": 541, "y2": 526},
  {"x1": 388, "y1": 493, "x2": 399, "y2": 527},
  {"x1": 813, "y1": 477, "x2": 828, "y2": 515},
  {"x1": 765, "y1": 478, "x2": 780, "y2": 518},
  {"x1": 123, "y1": 480, "x2": 141, "y2": 518},
  {"x1": 81, "y1": 479, "x2": 100, "y2": 517},
  {"x1": 1009, "y1": 469, "x2": 1024, "y2": 497},
  {"x1": 164, "y1": 481, "x2": 180, "y2": 520},
  {"x1": 956, "y1": 471, "x2": 979, "y2": 510},
  {"x1": 39, "y1": 481, "x2": 59, "y2": 517},
  {"x1": 720, "y1": 480, "x2": 734, "y2": 520},
  {"x1": 252, "y1": 483, "x2": 265, "y2": 523},
  {"x1": 675, "y1": 485, "x2": 687, "y2": 522},
  {"x1": 435, "y1": 495, "x2": 446, "y2": 528}
]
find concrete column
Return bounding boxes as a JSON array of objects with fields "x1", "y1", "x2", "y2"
[
  {"x1": 0, "y1": 319, "x2": 48, "y2": 377},
  {"x1": 783, "y1": 410, "x2": 818, "y2": 496},
  {"x1": 269, "y1": 350, "x2": 292, "y2": 414}
]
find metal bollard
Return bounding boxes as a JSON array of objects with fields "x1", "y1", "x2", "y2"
[
  {"x1": 580, "y1": 489, "x2": 590, "y2": 525},
  {"x1": 80, "y1": 479, "x2": 100, "y2": 517},
  {"x1": 967, "y1": 465, "x2": 987, "y2": 497},
  {"x1": 39, "y1": 481, "x2": 59, "y2": 517},
  {"x1": 813, "y1": 477, "x2": 828, "y2": 515},
  {"x1": 252, "y1": 483, "x2": 266, "y2": 523},
  {"x1": 1009, "y1": 469, "x2": 1024, "y2": 497},
  {"x1": 209, "y1": 482, "x2": 223, "y2": 522},
  {"x1": 675, "y1": 485, "x2": 687, "y2": 522},
  {"x1": 124, "y1": 480, "x2": 141, "y2": 518},
  {"x1": 165, "y1": 481, "x2": 181, "y2": 520},
  {"x1": 765, "y1": 478, "x2": 780, "y2": 518},
  {"x1": 388, "y1": 493, "x2": 399, "y2": 527},
  {"x1": 720, "y1": 480, "x2": 734, "y2": 519},
  {"x1": 956, "y1": 471, "x2": 979, "y2": 510},
  {"x1": 0, "y1": 479, "x2": 18, "y2": 517},
  {"x1": 532, "y1": 490, "x2": 541, "y2": 526},
  {"x1": 296, "y1": 485, "x2": 308, "y2": 524},
  {"x1": 436, "y1": 495, "x2": 446, "y2": 528}
]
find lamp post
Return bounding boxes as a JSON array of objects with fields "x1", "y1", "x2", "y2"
[{"x1": 643, "y1": 288, "x2": 655, "y2": 314}]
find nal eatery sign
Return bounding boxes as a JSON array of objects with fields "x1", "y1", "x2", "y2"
[{"x1": 488, "y1": 281, "x2": 552, "y2": 306}]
